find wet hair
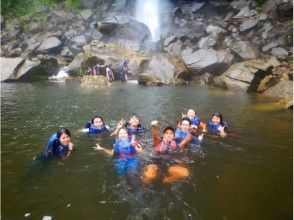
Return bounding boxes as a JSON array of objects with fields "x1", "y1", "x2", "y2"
[
  {"x1": 163, "y1": 126, "x2": 175, "y2": 134},
  {"x1": 212, "y1": 112, "x2": 224, "y2": 126},
  {"x1": 126, "y1": 114, "x2": 142, "y2": 127},
  {"x1": 181, "y1": 117, "x2": 191, "y2": 125},
  {"x1": 57, "y1": 128, "x2": 71, "y2": 139},
  {"x1": 118, "y1": 127, "x2": 128, "y2": 134},
  {"x1": 91, "y1": 115, "x2": 105, "y2": 125}
]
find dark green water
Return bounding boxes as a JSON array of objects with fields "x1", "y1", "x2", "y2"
[{"x1": 1, "y1": 81, "x2": 292, "y2": 220}]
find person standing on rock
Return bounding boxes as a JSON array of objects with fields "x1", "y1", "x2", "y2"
[
  {"x1": 119, "y1": 59, "x2": 129, "y2": 83},
  {"x1": 106, "y1": 64, "x2": 115, "y2": 81}
]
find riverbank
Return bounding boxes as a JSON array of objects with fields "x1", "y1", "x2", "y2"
[{"x1": 1, "y1": 0, "x2": 293, "y2": 109}]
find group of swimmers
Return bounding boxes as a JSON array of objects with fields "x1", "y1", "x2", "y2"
[
  {"x1": 44, "y1": 109, "x2": 228, "y2": 187},
  {"x1": 84, "y1": 59, "x2": 130, "y2": 83}
]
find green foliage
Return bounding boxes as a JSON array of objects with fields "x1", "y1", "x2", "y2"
[
  {"x1": 65, "y1": 0, "x2": 81, "y2": 9},
  {"x1": 77, "y1": 67, "x2": 85, "y2": 78}
]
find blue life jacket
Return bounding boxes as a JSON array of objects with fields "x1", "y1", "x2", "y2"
[
  {"x1": 44, "y1": 133, "x2": 69, "y2": 157},
  {"x1": 175, "y1": 128, "x2": 202, "y2": 145},
  {"x1": 113, "y1": 139, "x2": 136, "y2": 159},
  {"x1": 85, "y1": 121, "x2": 108, "y2": 134},
  {"x1": 126, "y1": 124, "x2": 145, "y2": 137},
  {"x1": 208, "y1": 122, "x2": 228, "y2": 134},
  {"x1": 190, "y1": 117, "x2": 201, "y2": 126}
]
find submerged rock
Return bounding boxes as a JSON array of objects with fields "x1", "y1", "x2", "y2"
[{"x1": 80, "y1": 75, "x2": 110, "y2": 88}]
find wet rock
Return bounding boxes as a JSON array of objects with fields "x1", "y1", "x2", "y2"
[
  {"x1": 137, "y1": 74, "x2": 163, "y2": 86},
  {"x1": 180, "y1": 3, "x2": 204, "y2": 14},
  {"x1": 215, "y1": 60, "x2": 272, "y2": 91},
  {"x1": 64, "y1": 52, "x2": 84, "y2": 73},
  {"x1": 80, "y1": 9, "x2": 92, "y2": 20},
  {"x1": 257, "y1": 75, "x2": 279, "y2": 92},
  {"x1": 271, "y1": 47, "x2": 288, "y2": 59},
  {"x1": 163, "y1": 35, "x2": 177, "y2": 47},
  {"x1": 16, "y1": 59, "x2": 41, "y2": 80},
  {"x1": 262, "y1": 78, "x2": 293, "y2": 98},
  {"x1": 262, "y1": 38, "x2": 285, "y2": 52},
  {"x1": 230, "y1": 0, "x2": 248, "y2": 10},
  {"x1": 230, "y1": 41, "x2": 260, "y2": 60},
  {"x1": 198, "y1": 36, "x2": 217, "y2": 49},
  {"x1": 239, "y1": 18, "x2": 259, "y2": 32},
  {"x1": 164, "y1": 39, "x2": 183, "y2": 56},
  {"x1": 277, "y1": 96, "x2": 293, "y2": 109},
  {"x1": 37, "y1": 37, "x2": 62, "y2": 52},
  {"x1": 1, "y1": 57, "x2": 24, "y2": 81},
  {"x1": 261, "y1": 0, "x2": 279, "y2": 13},
  {"x1": 261, "y1": 23, "x2": 273, "y2": 39},
  {"x1": 71, "y1": 35, "x2": 88, "y2": 46},
  {"x1": 81, "y1": 75, "x2": 110, "y2": 88},
  {"x1": 201, "y1": 72, "x2": 213, "y2": 84},
  {"x1": 182, "y1": 48, "x2": 233, "y2": 73},
  {"x1": 206, "y1": 25, "x2": 226, "y2": 37},
  {"x1": 233, "y1": 6, "x2": 257, "y2": 18}
]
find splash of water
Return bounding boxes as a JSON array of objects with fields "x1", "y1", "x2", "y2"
[
  {"x1": 49, "y1": 70, "x2": 69, "y2": 80},
  {"x1": 135, "y1": 0, "x2": 161, "y2": 42}
]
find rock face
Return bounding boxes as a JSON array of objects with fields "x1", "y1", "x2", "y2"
[
  {"x1": 1, "y1": 57, "x2": 24, "y2": 81},
  {"x1": 213, "y1": 60, "x2": 272, "y2": 91},
  {"x1": 37, "y1": 37, "x2": 62, "y2": 52},
  {"x1": 182, "y1": 49, "x2": 233, "y2": 73},
  {"x1": 80, "y1": 75, "x2": 110, "y2": 88}
]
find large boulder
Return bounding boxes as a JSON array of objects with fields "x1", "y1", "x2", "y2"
[
  {"x1": 143, "y1": 53, "x2": 189, "y2": 83},
  {"x1": 262, "y1": 79, "x2": 293, "y2": 99},
  {"x1": 95, "y1": 19, "x2": 151, "y2": 43},
  {"x1": 214, "y1": 59, "x2": 272, "y2": 91},
  {"x1": 137, "y1": 74, "x2": 163, "y2": 86},
  {"x1": 1, "y1": 57, "x2": 24, "y2": 81},
  {"x1": 230, "y1": 41, "x2": 260, "y2": 60},
  {"x1": 37, "y1": 37, "x2": 62, "y2": 52},
  {"x1": 181, "y1": 48, "x2": 233, "y2": 74}
]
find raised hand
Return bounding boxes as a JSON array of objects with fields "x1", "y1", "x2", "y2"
[
  {"x1": 93, "y1": 144, "x2": 103, "y2": 151},
  {"x1": 151, "y1": 120, "x2": 158, "y2": 126}
]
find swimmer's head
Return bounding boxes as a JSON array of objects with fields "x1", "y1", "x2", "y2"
[
  {"x1": 91, "y1": 115, "x2": 105, "y2": 128},
  {"x1": 187, "y1": 109, "x2": 196, "y2": 119},
  {"x1": 118, "y1": 127, "x2": 129, "y2": 141},
  {"x1": 163, "y1": 126, "x2": 175, "y2": 142},
  {"x1": 180, "y1": 117, "x2": 191, "y2": 132},
  {"x1": 128, "y1": 114, "x2": 140, "y2": 127},
  {"x1": 211, "y1": 112, "x2": 223, "y2": 125},
  {"x1": 57, "y1": 128, "x2": 71, "y2": 146}
]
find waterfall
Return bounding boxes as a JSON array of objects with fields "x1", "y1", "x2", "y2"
[{"x1": 135, "y1": 0, "x2": 161, "y2": 42}]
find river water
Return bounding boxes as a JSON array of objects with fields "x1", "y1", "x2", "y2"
[{"x1": 1, "y1": 81, "x2": 292, "y2": 219}]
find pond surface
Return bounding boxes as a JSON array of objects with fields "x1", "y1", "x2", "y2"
[{"x1": 1, "y1": 81, "x2": 292, "y2": 220}]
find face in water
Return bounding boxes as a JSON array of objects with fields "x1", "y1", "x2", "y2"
[
  {"x1": 59, "y1": 133, "x2": 71, "y2": 146},
  {"x1": 118, "y1": 128, "x2": 129, "y2": 141},
  {"x1": 163, "y1": 129, "x2": 175, "y2": 142},
  {"x1": 212, "y1": 116, "x2": 221, "y2": 124},
  {"x1": 93, "y1": 118, "x2": 104, "y2": 128},
  {"x1": 129, "y1": 115, "x2": 140, "y2": 127},
  {"x1": 180, "y1": 120, "x2": 190, "y2": 132},
  {"x1": 187, "y1": 109, "x2": 196, "y2": 119}
]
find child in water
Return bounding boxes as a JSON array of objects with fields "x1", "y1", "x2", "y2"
[
  {"x1": 207, "y1": 112, "x2": 228, "y2": 138},
  {"x1": 110, "y1": 114, "x2": 145, "y2": 137},
  {"x1": 142, "y1": 120, "x2": 195, "y2": 184},
  {"x1": 84, "y1": 115, "x2": 109, "y2": 134},
  {"x1": 94, "y1": 127, "x2": 143, "y2": 189},
  {"x1": 175, "y1": 117, "x2": 204, "y2": 145},
  {"x1": 183, "y1": 108, "x2": 207, "y2": 132},
  {"x1": 45, "y1": 128, "x2": 74, "y2": 158}
]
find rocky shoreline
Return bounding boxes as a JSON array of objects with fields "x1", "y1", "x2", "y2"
[{"x1": 1, "y1": 0, "x2": 292, "y2": 109}]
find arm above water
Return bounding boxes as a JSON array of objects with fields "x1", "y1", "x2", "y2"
[
  {"x1": 93, "y1": 144, "x2": 113, "y2": 156},
  {"x1": 151, "y1": 120, "x2": 161, "y2": 146},
  {"x1": 110, "y1": 119, "x2": 125, "y2": 137}
]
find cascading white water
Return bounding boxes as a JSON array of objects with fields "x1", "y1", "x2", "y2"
[{"x1": 135, "y1": 0, "x2": 161, "y2": 42}]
